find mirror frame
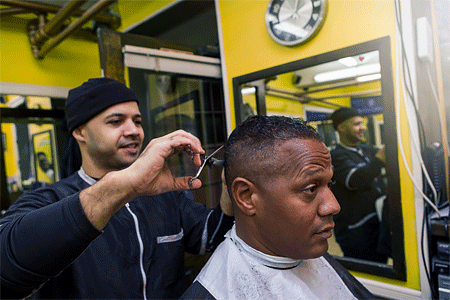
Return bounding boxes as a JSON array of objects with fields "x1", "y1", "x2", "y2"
[{"x1": 232, "y1": 36, "x2": 406, "y2": 280}]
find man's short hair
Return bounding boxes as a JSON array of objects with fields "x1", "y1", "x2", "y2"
[
  {"x1": 330, "y1": 107, "x2": 361, "y2": 130},
  {"x1": 64, "y1": 77, "x2": 139, "y2": 133},
  {"x1": 224, "y1": 115, "x2": 322, "y2": 191}
]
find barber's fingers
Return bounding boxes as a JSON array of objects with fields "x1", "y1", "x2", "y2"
[
  {"x1": 173, "y1": 177, "x2": 202, "y2": 191},
  {"x1": 142, "y1": 130, "x2": 205, "y2": 166}
]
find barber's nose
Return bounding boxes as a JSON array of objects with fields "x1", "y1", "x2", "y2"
[{"x1": 124, "y1": 120, "x2": 140, "y2": 136}]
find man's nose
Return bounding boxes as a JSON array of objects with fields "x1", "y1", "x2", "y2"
[
  {"x1": 124, "y1": 120, "x2": 140, "y2": 136},
  {"x1": 319, "y1": 189, "x2": 341, "y2": 217}
]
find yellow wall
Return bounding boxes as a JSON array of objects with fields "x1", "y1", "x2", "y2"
[
  {"x1": 117, "y1": 0, "x2": 175, "y2": 31},
  {"x1": 0, "y1": 16, "x2": 101, "y2": 88},
  {"x1": 218, "y1": 0, "x2": 419, "y2": 291},
  {"x1": 0, "y1": 1, "x2": 179, "y2": 89}
]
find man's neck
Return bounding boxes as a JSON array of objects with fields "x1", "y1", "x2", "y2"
[
  {"x1": 81, "y1": 162, "x2": 108, "y2": 180},
  {"x1": 339, "y1": 136, "x2": 359, "y2": 147}
]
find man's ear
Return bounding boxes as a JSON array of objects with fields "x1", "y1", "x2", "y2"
[
  {"x1": 72, "y1": 126, "x2": 86, "y2": 143},
  {"x1": 231, "y1": 177, "x2": 258, "y2": 216}
]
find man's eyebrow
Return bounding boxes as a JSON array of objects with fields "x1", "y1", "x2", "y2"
[
  {"x1": 105, "y1": 113, "x2": 141, "y2": 119},
  {"x1": 303, "y1": 168, "x2": 324, "y2": 177}
]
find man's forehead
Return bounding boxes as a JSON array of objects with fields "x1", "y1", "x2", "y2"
[
  {"x1": 99, "y1": 101, "x2": 140, "y2": 115},
  {"x1": 276, "y1": 139, "x2": 330, "y2": 167}
]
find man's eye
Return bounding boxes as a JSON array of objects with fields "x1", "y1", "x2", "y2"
[
  {"x1": 108, "y1": 119, "x2": 121, "y2": 125},
  {"x1": 304, "y1": 185, "x2": 318, "y2": 193}
]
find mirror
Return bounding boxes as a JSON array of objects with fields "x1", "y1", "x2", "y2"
[{"x1": 232, "y1": 37, "x2": 406, "y2": 280}]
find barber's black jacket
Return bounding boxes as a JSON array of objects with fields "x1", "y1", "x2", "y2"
[
  {"x1": 0, "y1": 169, "x2": 233, "y2": 299},
  {"x1": 330, "y1": 143, "x2": 386, "y2": 248}
]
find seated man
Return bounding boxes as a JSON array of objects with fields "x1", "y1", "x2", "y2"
[{"x1": 181, "y1": 115, "x2": 374, "y2": 300}]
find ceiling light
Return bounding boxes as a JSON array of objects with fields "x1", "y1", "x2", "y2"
[
  {"x1": 314, "y1": 63, "x2": 381, "y2": 83},
  {"x1": 356, "y1": 73, "x2": 381, "y2": 82},
  {"x1": 241, "y1": 87, "x2": 256, "y2": 95},
  {"x1": 338, "y1": 57, "x2": 358, "y2": 67}
]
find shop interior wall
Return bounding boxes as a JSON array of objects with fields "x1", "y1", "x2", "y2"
[
  {"x1": 0, "y1": 17, "x2": 101, "y2": 89},
  {"x1": 217, "y1": 0, "x2": 420, "y2": 291}
]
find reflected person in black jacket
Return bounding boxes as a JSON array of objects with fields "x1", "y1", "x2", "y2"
[
  {"x1": 329, "y1": 107, "x2": 391, "y2": 263},
  {"x1": 0, "y1": 78, "x2": 234, "y2": 299}
]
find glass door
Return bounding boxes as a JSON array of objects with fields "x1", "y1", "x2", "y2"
[{"x1": 129, "y1": 69, "x2": 226, "y2": 208}]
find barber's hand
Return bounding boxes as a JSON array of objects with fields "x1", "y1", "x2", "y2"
[
  {"x1": 219, "y1": 169, "x2": 234, "y2": 217},
  {"x1": 124, "y1": 130, "x2": 205, "y2": 197},
  {"x1": 375, "y1": 145, "x2": 386, "y2": 164}
]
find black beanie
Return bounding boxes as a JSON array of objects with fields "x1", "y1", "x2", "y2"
[
  {"x1": 330, "y1": 107, "x2": 361, "y2": 129},
  {"x1": 65, "y1": 78, "x2": 139, "y2": 133}
]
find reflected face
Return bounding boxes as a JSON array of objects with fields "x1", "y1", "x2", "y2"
[
  {"x1": 80, "y1": 101, "x2": 144, "y2": 173},
  {"x1": 252, "y1": 139, "x2": 341, "y2": 259},
  {"x1": 339, "y1": 116, "x2": 366, "y2": 144},
  {"x1": 38, "y1": 154, "x2": 50, "y2": 171}
]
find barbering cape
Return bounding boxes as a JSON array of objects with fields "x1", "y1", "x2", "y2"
[{"x1": 181, "y1": 226, "x2": 374, "y2": 300}]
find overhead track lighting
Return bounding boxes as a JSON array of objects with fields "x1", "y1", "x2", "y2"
[{"x1": 314, "y1": 63, "x2": 381, "y2": 83}]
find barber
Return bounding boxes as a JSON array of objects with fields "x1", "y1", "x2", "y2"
[
  {"x1": 0, "y1": 77, "x2": 234, "y2": 299},
  {"x1": 329, "y1": 107, "x2": 390, "y2": 263}
]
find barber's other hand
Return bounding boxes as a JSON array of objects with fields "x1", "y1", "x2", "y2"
[
  {"x1": 124, "y1": 130, "x2": 205, "y2": 197},
  {"x1": 375, "y1": 145, "x2": 386, "y2": 164}
]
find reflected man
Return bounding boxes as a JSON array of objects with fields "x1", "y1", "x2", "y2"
[
  {"x1": 329, "y1": 107, "x2": 391, "y2": 263},
  {"x1": 37, "y1": 152, "x2": 55, "y2": 183}
]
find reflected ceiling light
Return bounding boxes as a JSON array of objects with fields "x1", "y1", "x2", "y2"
[
  {"x1": 314, "y1": 63, "x2": 381, "y2": 83},
  {"x1": 241, "y1": 87, "x2": 256, "y2": 95},
  {"x1": 338, "y1": 57, "x2": 358, "y2": 67},
  {"x1": 356, "y1": 73, "x2": 381, "y2": 82},
  {"x1": 7, "y1": 95, "x2": 25, "y2": 108}
]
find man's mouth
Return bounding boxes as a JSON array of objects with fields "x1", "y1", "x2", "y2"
[
  {"x1": 119, "y1": 142, "x2": 140, "y2": 153},
  {"x1": 315, "y1": 224, "x2": 335, "y2": 239}
]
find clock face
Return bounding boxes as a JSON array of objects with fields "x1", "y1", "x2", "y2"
[{"x1": 265, "y1": 0, "x2": 328, "y2": 46}]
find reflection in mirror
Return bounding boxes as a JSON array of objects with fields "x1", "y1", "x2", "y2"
[
  {"x1": 233, "y1": 37, "x2": 405, "y2": 280},
  {"x1": 1, "y1": 94, "x2": 66, "y2": 212}
]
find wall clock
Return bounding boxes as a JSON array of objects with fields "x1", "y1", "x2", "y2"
[{"x1": 265, "y1": 0, "x2": 328, "y2": 46}]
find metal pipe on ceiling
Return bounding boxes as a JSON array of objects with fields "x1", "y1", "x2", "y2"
[
  {"x1": 265, "y1": 91, "x2": 344, "y2": 108},
  {"x1": 36, "y1": 0, "x2": 116, "y2": 59},
  {"x1": 30, "y1": 0, "x2": 88, "y2": 47},
  {"x1": 267, "y1": 87, "x2": 381, "y2": 101},
  {"x1": 0, "y1": 7, "x2": 28, "y2": 16},
  {"x1": 0, "y1": 0, "x2": 119, "y2": 26},
  {"x1": 266, "y1": 77, "x2": 381, "y2": 98}
]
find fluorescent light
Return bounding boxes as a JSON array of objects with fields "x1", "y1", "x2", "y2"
[
  {"x1": 7, "y1": 95, "x2": 25, "y2": 108},
  {"x1": 241, "y1": 87, "x2": 256, "y2": 95},
  {"x1": 314, "y1": 63, "x2": 381, "y2": 83},
  {"x1": 338, "y1": 57, "x2": 358, "y2": 67},
  {"x1": 356, "y1": 73, "x2": 381, "y2": 82}
]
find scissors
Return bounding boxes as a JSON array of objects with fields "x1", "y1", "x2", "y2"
[{"x1": 188, "y1": 145, "x2": 224, "y2": 189}]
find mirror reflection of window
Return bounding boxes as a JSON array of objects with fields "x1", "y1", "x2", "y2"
[
  {"x1": 1, "y1": 95, "x2": 62, "y2": 211},
  {"x1": 140, "y1": 72, "x2": 227, "y2": 208}
]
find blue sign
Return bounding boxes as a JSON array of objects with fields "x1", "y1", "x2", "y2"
[
  {"x1": 306, "y1": 110, "x2": 330, "y2": 122},
  {"x1": 351, "y1": 96, "x2": 383, "y2": 115}
]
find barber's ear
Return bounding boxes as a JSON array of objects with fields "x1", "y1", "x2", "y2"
[
  {"x1": 72, "y1": 126, "x2": 86, "y2": 143},
  {"x1": 231, "y1": 177, "x2": 258, "y2": 216}
]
